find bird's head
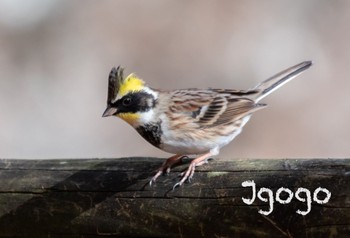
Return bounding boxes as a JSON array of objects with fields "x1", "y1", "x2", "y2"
[{"x1": 102, "y1": 66, "x2": 158, "y2": 127}]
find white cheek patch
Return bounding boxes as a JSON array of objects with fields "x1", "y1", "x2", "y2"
[{"x1": 138, "y1": 110, "x2": 155, "y2": 125}]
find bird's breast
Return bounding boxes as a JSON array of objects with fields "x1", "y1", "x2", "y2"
[{"x1": 135, "y1": 122, "x2": 162, "y2": 148}]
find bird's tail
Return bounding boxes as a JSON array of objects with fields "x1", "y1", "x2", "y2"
[{"x1": 251, "y1": 61, "x2": 312, "y2": 102}]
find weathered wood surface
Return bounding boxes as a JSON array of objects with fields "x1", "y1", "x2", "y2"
[{"x1": 0, "y1": 158, "x2": 348, "y2": 238}]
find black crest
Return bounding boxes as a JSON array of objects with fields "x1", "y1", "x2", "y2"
[{"x1": 107, "y1": 66, "x2": 124, "y2": 104}]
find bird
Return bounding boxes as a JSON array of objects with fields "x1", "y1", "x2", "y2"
[{"x1": 102, "y1": 61, "x2": 312, "y2": 188}]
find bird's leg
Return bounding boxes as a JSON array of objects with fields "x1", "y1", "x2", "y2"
[
  {"x1": 173, "y1": 151, "x2": 213, "y2": 189},
  {"x1": 149, "y1": 154, "x2": 186, "y2": 186}
]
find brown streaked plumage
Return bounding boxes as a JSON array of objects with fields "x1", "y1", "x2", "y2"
[{"x1": 103, "y1": 61, "x2": 313, "y2": 188}]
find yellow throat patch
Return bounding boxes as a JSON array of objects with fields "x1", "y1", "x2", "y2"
[
  {"x1": 118, "y1": 112, "x2": 140, "y2": 125},
  {"x1": 118, "y1": 73, "x2": 145, "y2": 97}
]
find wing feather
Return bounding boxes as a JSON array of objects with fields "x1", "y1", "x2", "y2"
[{"x1": 169, "y1": 89, "x2": 265, "y2": 128}]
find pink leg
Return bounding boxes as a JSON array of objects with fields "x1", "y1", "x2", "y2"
[
  {"x1": 173, "y1": 151, "x2": 213, "y2": 189},
  {"x1": 149, "y1": 154, "x2": 185, "y2": 186}
]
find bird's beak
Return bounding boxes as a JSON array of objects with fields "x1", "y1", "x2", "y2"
[{"x1": 102, "y1": 106, "x2": 117, "y2": 117}]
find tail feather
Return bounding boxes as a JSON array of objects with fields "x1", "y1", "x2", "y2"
[{"x1": 252, "y1": 61, "x2": 312, "y2": 102}]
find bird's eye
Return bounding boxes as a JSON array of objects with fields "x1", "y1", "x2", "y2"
[{"x1": 122, "y1": 97, "x2": 131, "y2": 106}]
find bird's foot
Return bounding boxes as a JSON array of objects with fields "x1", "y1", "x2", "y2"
[
  {"x1": 149, "y1": 154, "x2": 186, "y2": 186},
  {"x1": 173, "y1": 152, "x2": 213, "y2": 189}
]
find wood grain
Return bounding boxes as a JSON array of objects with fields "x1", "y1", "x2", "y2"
[{"x1": 0, "y1": 158, "x2": 348, "y2": 238}]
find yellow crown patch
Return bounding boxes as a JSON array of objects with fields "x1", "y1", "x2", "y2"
[{"x1": 118, "y1": 74, "x2": 145, "y2": 97}]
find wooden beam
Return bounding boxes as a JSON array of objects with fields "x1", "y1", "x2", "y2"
[{"x1": 0, "y1": 158, "x2": 348, "y2": 237}]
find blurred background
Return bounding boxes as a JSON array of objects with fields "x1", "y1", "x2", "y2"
[{"x1": 0, "y1": 0, "x2": 349, "y2": 159}]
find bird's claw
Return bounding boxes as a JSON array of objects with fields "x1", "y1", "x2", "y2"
[
  {"x1": 149, "y1": 170, "x2": 162, "y2": 186},
  {"x1": 149, "y1": 155, "x2": 187, "y2": 186},
  {"x1": 172, "y1": 163, "x2": 196, "y2": 189}
]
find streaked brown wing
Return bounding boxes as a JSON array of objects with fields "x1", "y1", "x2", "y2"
[
  {"x1": 169, "y1": 90, "x2": 214, "y2": 114},
  {"x1": 170, "y1": 89, "x2": 265, "y2": 128},
  {"x1": 211, "y1": 98, "x2": 265, "y2": 126},
  {"x1": 197, "y1": 96, "x2": 264, "y2": 127}
]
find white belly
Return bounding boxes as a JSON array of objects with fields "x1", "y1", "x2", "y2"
[
  {"x1": 160, "y1": 133, "x2": 238, "y2": 154},
  {"x1": 159, "y1": 116, "x2": 251, "y2": 155}
]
